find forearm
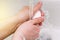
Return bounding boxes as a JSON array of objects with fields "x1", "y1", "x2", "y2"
[{"x1": 0, "y1": 14, "x2": 29, "y2": 40}]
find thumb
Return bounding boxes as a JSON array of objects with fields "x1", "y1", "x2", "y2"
[{"x1": 29, "y1": 17, "x2": 44, "y2": 25}]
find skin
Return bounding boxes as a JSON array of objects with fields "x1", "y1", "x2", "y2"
[
  {"x1": 13, "y1": 2, "x2": 44, "y2": 40},
  {"x1": 0, "y1": 2, "x2": 43, "y2": 40},
  {"x1": 12, "y1": 17, "x2": 44, "y2": 40}
]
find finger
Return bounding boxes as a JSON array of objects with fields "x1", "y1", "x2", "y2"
[
  {"x1": 30, "y1": 17, "x2": 44, "y2": 24},
  {"x1": 40, "y1": 9, "x2": 45, "y2": 17},
  {"x1": 33, "y1": 2, "x2": 42, "y2": 15},
  {"x1": 29, "y1": 2, "x2": 42, "y2": 19}
]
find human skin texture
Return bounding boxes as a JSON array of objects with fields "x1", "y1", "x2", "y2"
[
  {"x1": 12, "y1": 17, "x2": 44, "y2": 40},
  {"x1": 0, "y1": 2, "x2": 43, "y2": 40},
  {"x1": 12, "y1": 2, "x2": 44, "y2": 40}
]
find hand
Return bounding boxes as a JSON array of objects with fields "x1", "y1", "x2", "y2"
[
  {"x1": 0, "y1": 1, "x2": 44, "y2": 40},
  {"x1": 16, "y1": 2, "x2": 42, "y2": 22},
  {"x1": 13, "y1": 17, "x2": 44, "y2": 40},
  {"x1": 12, "y1": 2, "x2": 44, "y2": 40}
]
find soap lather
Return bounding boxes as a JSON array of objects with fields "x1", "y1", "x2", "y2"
[{"x1": 32, "y1": 10, "x2": 41, "y2": 19}]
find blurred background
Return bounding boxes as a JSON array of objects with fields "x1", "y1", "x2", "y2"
[{"x1": 0, "y1": 0, "x2": 60, "y2": 40}]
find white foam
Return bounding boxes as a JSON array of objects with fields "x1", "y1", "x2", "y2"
[{"x1": 33, "y1": 11, "x2": 41, "y2": 19}]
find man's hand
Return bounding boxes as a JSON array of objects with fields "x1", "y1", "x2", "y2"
[
  {"x1": 0, "y1": 2, "x2": 43, "y2": 40},
  {"x1": 13, "y1": 2, "x2": 44, "y2": 40},
  {"x1": 16, "y1": 2, "x2": 42, "y2": 22},
  {"x1": 13, "y1": 17, "x2": 44, "y2": 40}
]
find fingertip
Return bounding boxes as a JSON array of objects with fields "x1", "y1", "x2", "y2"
[
  {"x1": 38, "y1": 1, "x2": 42, "y2": 6},
  {"x1": 33, "y1": 2, "x2": 42, "y2": 14}
]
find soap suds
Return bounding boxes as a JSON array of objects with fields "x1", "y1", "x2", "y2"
[{"x1": 32, "y1": 10, "x2": 41, "y2": 19}]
